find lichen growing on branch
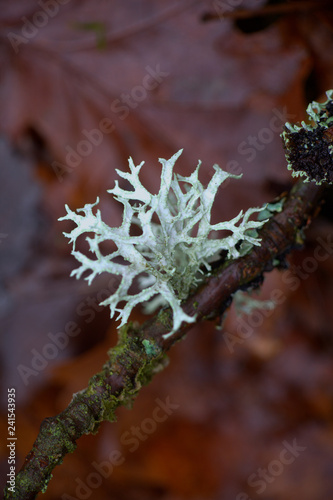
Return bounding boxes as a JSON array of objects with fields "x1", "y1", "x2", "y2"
[
  {"x1": 59, "y1": 149, "x2": 267, "y2": 337},
  {"x1": 282, "y1": 89, "x2": 333, "y2": 184}
]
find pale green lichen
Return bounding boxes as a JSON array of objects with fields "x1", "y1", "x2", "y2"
[
  {"x1": 234, "y1": 290, "x2": 276, "y2": 316},
  {"x1": 281, "y1": 89, "x2": 333, "y2": 184},
  {"x1": 142, "y1": 339, "x2": 161, "y2": 358},
  {"x1": 59, "y1": 150, "x2": 268, "y2": 338},
  {"x1": 257, "y1": 199, "x2": 285, "y2": 221},
  {"x1": 283, "y1": 90, "x2": 333, "y2": 134}
]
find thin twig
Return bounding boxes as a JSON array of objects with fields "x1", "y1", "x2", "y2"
[{"x1": 201, "y1": 0, "x2": 332, "y2": 22}]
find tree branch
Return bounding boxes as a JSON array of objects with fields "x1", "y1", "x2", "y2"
[{"x1": 4, "y1": 179, "x2": 326, "y2": 499}]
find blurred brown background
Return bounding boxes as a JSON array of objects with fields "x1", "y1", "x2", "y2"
[{"x1": 1, "y1": 1, "x2": 333, "y2": 498}]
